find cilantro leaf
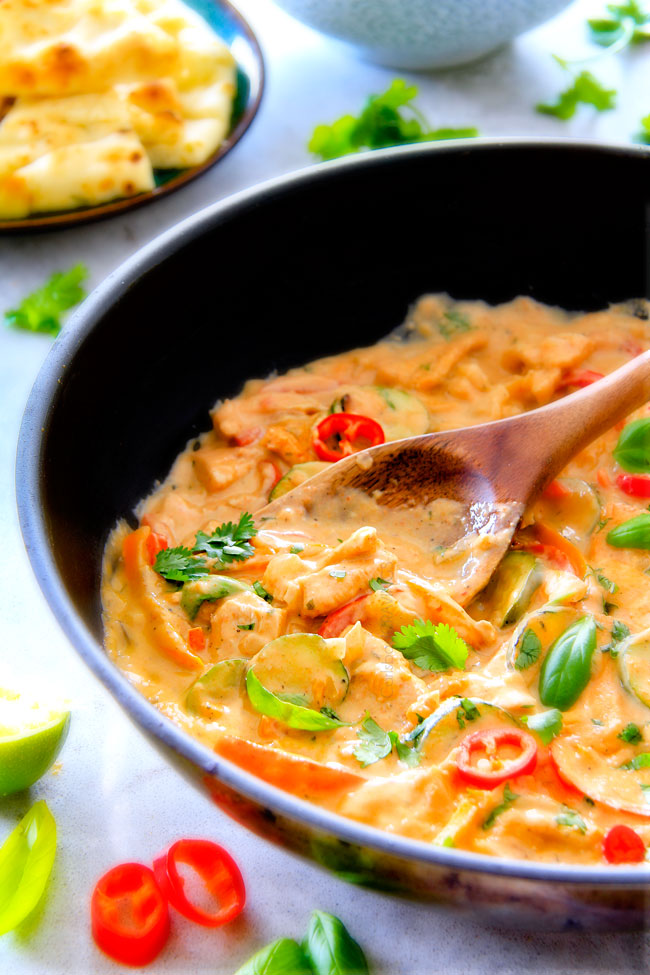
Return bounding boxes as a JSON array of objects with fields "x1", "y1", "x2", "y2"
[
  {"x1": 618, "y1": 722, "x2": 643, "y2": 744},
  {"x1": 594, "y1": 570, "x2": 618, "y2": 594},
  {"x1": 514, "y1": 628, "x2": 542, "y2": 670},
  {"x1": 482, "y1": 783, "x2": 519, "y2": 830},
  {"x1": 620, "y1": 752, "x2": 650, "y2": 770},
  {"x1": 456, "y1": 698, "x2": 480, "y2": 729},
  {"x1": 589, "y1": 2, "x2": 650, "y2": 48},
  {"x1": 556, "y1": 804, "x2": 587, "y2": 834},
  {"x1": 153, "y1": 547, "x2": 208, "y2": 582},
  {"x1": 309, "y1": 79, "x2": 478, "y2": 160},
  {"x1": 537, "y1": 71, "x2": 617, "y2": 120},
  {"x1": 523, "y1": 709, "x2": 563, "y2": 745},
  {"x1": 353, "y1": 716, "x2": 392, "y2": 767},
  {"x1": 252, "y1": 581, "x2": 272, "y2": 602},
  {"x1": 5, "y1": 264, "x2": 87, "y2": 337},
  {"x1": 603, "y1": 620, "x2": 630, "y2": 656},
  {"x1": 393, "y1": 619, "x2": 469, "y2": 672},
  {"x1": 388, "y1": 731, "x2": 420, "y2": 768},
  {"x1": 192, "y1": 512, "x2": 257, "y2": 565},
  {"x1": 369, "y1": 577, "x2": 390, "y2": 592}
]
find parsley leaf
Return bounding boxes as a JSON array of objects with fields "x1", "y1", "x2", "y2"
[
  {"x1": 482, "y1": 783, "x2": 519, "y2": 830},
  {"x1": 353, "y1": 716, "x2": 392, "y2": 767},
  {"x1": 369, "y1": 577, "x2": 390, "y2": 592},
  {"x1": 153, "y1": 547, "x2": 208, "y2": 582},
  {"x1": 388, "y1": 731, "x2": 420, "y2": 768},
  {"x1": 523, "y1": 709, "x2": 563, "y2": 745},
  {"x1": 556, "y1": 805, "x2": 587, "y2": 834},
  {"x1": 393, "y1": 619, "x2": 469, "y2": 672},
  {"x1": 515, "y1": 628, "x2": 542, "y2": 670},
  {"x1": 537, "y1": 71, "x2": 617, "y2": 120},
  {"x1": 308, "y1": 79, "x2": 478, "y2": 160},
  {"x1": 192, "y1": 512, "x2": 257, "y2": 564},
  {"x1": 252, "y1": 581, "x2": 272, "y2": 602},
  {"x1": 619, "y1": 722, "x2": 643, "y2": 744},
  {"x1": 5, "y1": 264, "x2": 87, "y2": 336}
]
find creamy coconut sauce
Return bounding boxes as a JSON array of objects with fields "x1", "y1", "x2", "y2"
[{"x1": 103, "y1": 294, "x2": 650, "y2": 864}]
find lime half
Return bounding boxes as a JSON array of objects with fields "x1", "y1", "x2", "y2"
[{"x1": 0, "y1": 690, "x2": 71, "y2": 796}]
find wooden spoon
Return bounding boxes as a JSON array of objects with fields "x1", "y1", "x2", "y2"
[{"x1": 257, "y1": 352, "x2": 650, "y2": 606}]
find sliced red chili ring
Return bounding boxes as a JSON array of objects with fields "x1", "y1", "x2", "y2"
[
  {"x1": 603, "y1": 825, "x2": 646, "y2": 864},
  {"x1": 616, "y1": 474, "x2": 650, "y2": 499},
  {"x1": 558, "y1": 369, "x2": 605, "y2": 390},
  {"x1": 456, "y1": 727, "x2": 538, "y2": 789},
  {"x1": 91, "y1": 862, "x2": 170, "y2": 966},
  {"x1": 153, "y1": 839, "x2": 245, "y2": 927},
  {"x1": 313, "y1": 413, "x2": 384, "y2": 462}
]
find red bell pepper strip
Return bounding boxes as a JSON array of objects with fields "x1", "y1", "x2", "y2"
[
  {"x1": 187, "y1": 627, "x2": 206, "y2": 652},
  {"x1": 616, "y1": 474, "x2": 650, "y2": 499},
  {"x1": 153, "y1": 839, "x2": 245, "y2": 928},
  {"x1": 456, "y1": 728, "x2": 538, "y2": 789},
  {"x1": 232, "y1": 427, "x2": 262, "y2": 447},
  {"x1": 313, "y1": 413, "x2": 384, "y2": 462},
  {"x1": 91, "y1": 862, "x2": 170, "y2": 966},
  {"x1": 542, "y1": 480, "x2": 571, "y2": 501},
  {"x1": 603, "y1": 825, "x2": 646, "y2": 864},
  {"x1": 558, "y1": 370, "x2": 605, "y2": 390},
  {"x1": 514, "y1": 523, "x2": 587, "y2": 579},
  {"x1": 145, "y1": 531, "x2": 168, "y2": 566},
  {"x1": 318, "y1": 595, "x2": 370, "y2": 638}
]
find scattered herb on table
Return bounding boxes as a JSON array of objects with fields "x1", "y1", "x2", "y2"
[
  {"x1": 588, "y1": 2, "x2": 650, "y2": 49},
  {"x1": 393, "y1": 618, "x2": 469, "y2": 672},
  {"x1": 234, "y1": 911, "x2": 369, "y2": 975},
  {"x1": 5, "y1": 264, "x2": 87, "y2": 336},
  {"x1": 308, "y1": 79, "x2": 478, "y2": 160},
  {"x1": 0, "y1": 800, "x2": 57, "y2": 936},
  {"x1": 640, "y1": 113, "x2": 650, "y2": 142},
  {"x1": 536, "y1": 69, "x2": 616, "y2": 120}
]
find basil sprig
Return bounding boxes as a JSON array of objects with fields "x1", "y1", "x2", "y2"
[
  {"x1": 613, "y1": 418, "x2": 650, "y2": 472},
  {"x1": 234, "y1": 938, "x2": 312, "y2": 975},
  {"x1": 303, "y1": 910, "x2": 369, "y2": 975},
  {"x1": 245, "y1": 671, "x2": 345, "y2": 731},
  {"x1": 607, "y1": 513, "x2": 650, "y2": 549},
  {"x1": 538, "y1": 616, "x2": 597, "y2": 711}
]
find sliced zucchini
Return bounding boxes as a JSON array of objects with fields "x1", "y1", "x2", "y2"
[
  {"x1": 330, "y1": 385, "x2": 429, "y2": 442},
  {"x1": 403, "y1": 696, "x2": 518, "y2": 765},
  {"x1": 185, "y1": 658, "x2": 246, "y2": 716},
  {"x1": 181, "y1": 576, "x2": 251, "y2": 620},
  {"x1": 506, "y1": 605, "x2": 581, "y2": 683},
  {"x1": 248, "y1": 633, "x2": 349, "y2": 710},
  {"x1": 269, "y1": 461, "x2": 330, "y2": 501},
  {"x1": 543, "y1": 569, "x2": 588, "y2": 606},
  {"x1": 480, "y1": 552, "x2": 543, "y2": 627},
  {"x1": 619, "y1": 629, "x2": 650, "y2": 710},
  {"x1": 551, "y1": 737, "x2": 650, "y2": 816},
  {"x1": 530, "y1": 477, "x2": 601, "y2": 550}
]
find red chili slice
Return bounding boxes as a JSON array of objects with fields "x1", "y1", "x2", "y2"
[
  {"x1": 153, "y1": 839, "x2": 245, "y2": 928},
  {"x1": 456, "y1": 728, "x2": 538, "y2": 789},
  {"x1": 313, "y1": 413, "x2": 384, "y2": 462},
  {"x1": 603, "y1": 825, "x2": 646, "y2": 864},
  {"x1": 91, "y1": 862, "x2": 170, "y2": 966},
  {"x1": 558, "y1": 370, "x2": 605, "y2": 390},
  {"x1": 318, "y1": 595, "x2": 370, "y2": 638},
  {"x1": 616, "y1": 474, "x2": 650, "y2": 498},
  {"x1": 145, "y1": 531, "x2": 168, "y2": 566}
]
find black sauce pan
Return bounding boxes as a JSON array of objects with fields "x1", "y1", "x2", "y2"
[{"x1": 16, "y1": 140, "x2": 650, "y2": 929}]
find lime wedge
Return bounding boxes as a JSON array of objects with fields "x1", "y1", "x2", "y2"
[{"x1": 0, "y1": 690, "x2": 70, "y2": 796}]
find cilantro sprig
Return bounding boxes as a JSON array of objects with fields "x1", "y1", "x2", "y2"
[
  {"x1": 537, "y1": 69, "x2": 616, "y2": 120},
  {"x1": 393, "y1": 619, "x2": 470, "y2": 672},
  {"x1": 153, "y1": 512, "x2": 257, "y2": 583},
  {"x1": 588, "y1": 2, "x2": 650, "y2": 49},
  {"x1": 353, "y1": 715, "x2": 419, "y2": 768},
  {"x1": 308, "y1": 79, "x2": 478, "y2": 161},
  {"x1": 5, "y1": 264, "x2": 87, "y2": 337}
]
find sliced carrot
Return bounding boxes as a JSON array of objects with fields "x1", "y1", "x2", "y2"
[
  {"x1": 532, "y1": 523, "x2": 587, "y2": 579},
  {"x1": 215, "y1": 736, "x2": 364, "y2": 797},
  {"x1": 596, "y1": 468, "x2": 610, "y2": 489},
  {"x1": 188, "y1": 627, "x2": 206, "y2": 653},
  {"x1": 122, "y1": 527, "x2": 202, "y2": 670}
]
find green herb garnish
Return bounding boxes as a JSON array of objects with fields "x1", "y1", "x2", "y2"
[
  {"x1": 154, "y1": 512, "x2": 256, "y2": 582},
  {"x1": 154, "y1": 547, "x2": 208, "y2": 582},
  {"x1": 613, "y1": 418, "x2": 650, "y2": 472},
  {"x1": 4, "y1": 264, "x2": 87, "y2": 337},
  {"x1": 439, "y1": 308, "x2": 472, "y2": 340},
  {"x1": 515, "y1": 628, "x2": 542, "y2": 671},
  {"x1": 252, "y1": 580, "x2": 272, "y2": 602},
  {"x1": 393, "y1": 619, "x2": 469, "y2": 672},
  {"x1": 618, "y1": 722, "x2": 643, "y2": 744},
  {"x1": 456, "y1": 698, "x2": 480, "y2": 729},
  {"x1": 482, "y1": 783, "x2": 519, "y2": 830},
  {"x1": 308, "y1": 79, "x2": 478, "y2": 160},
  {"x1": 620, "y1": 752, "x2": 650, "y2": 770},
  {"x1": 523, "y1": 709, "x2": 563, "y2": 745},
  {"x1": 369, "y1": 577, "x2": 390, "y2": 592},
  {"x1": 556, "y1": 804, "x2": 587, "y2": 834}
]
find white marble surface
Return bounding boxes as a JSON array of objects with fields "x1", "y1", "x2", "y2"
[{"x1": 1, "y1": 1, "x2": 649, "y2": 972}]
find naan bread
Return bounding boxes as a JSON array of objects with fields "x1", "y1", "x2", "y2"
[{"x1": 0, "y1": 92, "x2": 153, "y2": 217}]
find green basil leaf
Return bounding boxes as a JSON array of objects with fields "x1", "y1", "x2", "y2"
[
  {"x1": 245, "y1": 671, "x2": 345, "y2": 731},
  {"x1": 303, "y1": 911, "x2": 369, "y2": 975},
  {"x1": 613, "y1": 418, "x2": 650, "y2": 472},
  {"x1": 607, "y1": 513, "x2": 650, "y2": 549},
  {"x1": 538, "y1": 616, "x2": 597, "y2": 711},
  {"x1": 620, "y1": 752, "x2": 650, "y2": 770},
  {"x1": 0, "y1": 800, "x2": 57, "y2": 935},
  {"x1": 523, "y1": 709, "x2": 563, "y2": 745},
  {"x1": 234, "y1": 938, "x2": 312, "y2": 975}
]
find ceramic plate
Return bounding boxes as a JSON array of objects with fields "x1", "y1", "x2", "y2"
[{"x1": 0, "y1": 0, "x2": 264, "y2": 233}]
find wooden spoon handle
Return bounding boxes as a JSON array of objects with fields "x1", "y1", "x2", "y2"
[{"x1": 445, "y1": 351, "x2": 650, "y2": 504}]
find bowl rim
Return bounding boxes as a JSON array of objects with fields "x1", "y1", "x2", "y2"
[
  {"x1": 16, "y1": 136, "x2": 650, "y2": 887},
  {"x1": 0, "y1": 0, "x2": 265, "y2": 234}
]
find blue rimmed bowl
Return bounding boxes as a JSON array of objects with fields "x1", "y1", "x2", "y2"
[{"x1": 16, "y1": 139, "x2": 650, "y2": 929}]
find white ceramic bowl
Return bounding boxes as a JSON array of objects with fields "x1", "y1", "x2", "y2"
[{"x1": 271, "y1": 0, "x2": 574, "y2": 69}]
